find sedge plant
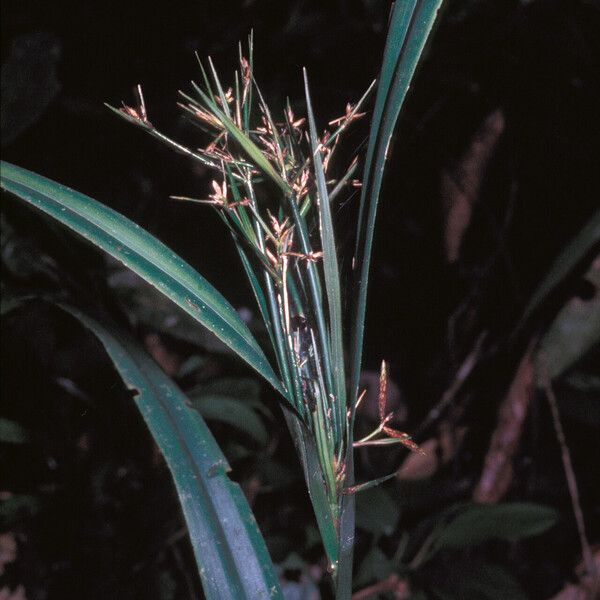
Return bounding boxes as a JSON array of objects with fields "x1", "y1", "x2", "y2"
[
  {"x1": 1, "y1": 2, "x2": 443, "y2": 597},
  {"x1": 109, "y1": 35, "x2": 423, "y2": 580}
]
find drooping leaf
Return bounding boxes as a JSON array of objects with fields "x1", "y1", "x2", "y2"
[
  {"x1": 430, "y1": 502, "x2": 558, "y2": 554},
  {"x1": 349, "y1": 0, "x2": 443, "y2": 410},
  {"x1": 537, "y1": 256, "x2": 600, "y2": 381},
  {"x1": 0, "y1": 161, "x2": 287, "y2": 399},
  {"x1": 56, "y1": 303, "x2": 282, "y2": 600},
  {"x1": 107, "y1": 261, "x2": 235, "y2": 352},
  {"x1": 519, "y1": 210, "x2": 600, "y2": 328}
]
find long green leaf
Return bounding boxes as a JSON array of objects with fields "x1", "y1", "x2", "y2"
[
  {"x1": 349, "y1": 0, "x2": 443, "y2": 409},
  {"x1": 303, "y1": 69, "x2": 346, "y2": 441},
  {"x1": 56, "y1": 303, "x2": 282, "y2": 600},
  {"x1": 0, "y1": 161, "x2": 287, "y2": 398},
  {"x1": 430, "y1": 502, "x2": 558, "y2": 554},
  {"x1": 519, "y1": 209, "x2": 600, "y2": 329},
  {"x1": 282, "y1": 409, "x2": 339, "y2": 570}
]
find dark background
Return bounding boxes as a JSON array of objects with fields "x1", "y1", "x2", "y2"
[{"x1": 2, "y1": 1, "x2": 599, "y2": 599}]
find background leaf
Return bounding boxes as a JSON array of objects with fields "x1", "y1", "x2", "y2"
[
  {"x1": 519, "y1": 210, "x2": 600, "y2": 327},
  {"x1": 430, "y1": 502, "x2": 558, "y2": 554},
  {"x1": 353, "y1": 546, "x2": 393, "y2": 588},
  {"x1": 188, "y1": 394, "x2": 269, "y2": 446},
  {"x1": 54, "y1": 303, "x2": 282, "y2": 600},
  {"x1": 537, "y1": 256, "x2": 600, "y2": 381},
  {"x1": 355, "y1": 486, "x2": 400, "y2": 538}
]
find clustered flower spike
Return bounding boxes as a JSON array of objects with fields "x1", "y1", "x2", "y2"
[{"x1": 353, "y1": 361, "x2": 424, "y2": 454}]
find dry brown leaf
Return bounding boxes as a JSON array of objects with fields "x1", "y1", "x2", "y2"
[
  {"x1": 397, "y1": 424, "x2": 467, "y2": 480},
  {"x1": 0, "y1": 533, "x2": 17, "y2": 576},
  {"x1": 473, "y1": 344, "x2": 535, "y2": 503},
  {"x1": 0, "y1": 585, "x2": 27, "y2": 600},
  {"x1": 442, "y1": 109, "x2": 505, "y2": 263}
]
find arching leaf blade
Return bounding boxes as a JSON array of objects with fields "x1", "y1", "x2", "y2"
[
  {"x1": 303, "y1": 69, "x2": 346, "y2": 438},
  {"x1": 56, "y1": 303, "x2": 282, "y2": 600},
  {"x1": 0, "y1": 161, "x2": 287, "y2": 398},
  {"x1": 519, "y1": 209, "x2": 600, "y2": 328},
  {"x1": 350, "y1": 0, "x2": 443, "y2": 410}
]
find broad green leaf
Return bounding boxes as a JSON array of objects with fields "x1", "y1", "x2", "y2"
[
  {"x1": 431, "y1": 502, "x2": 558, "y2": 553},
  {"x1": 188, "y1": 394, "x2": 269, "y2": 446},
  {"x1": 107, "y1": 262, "x2": 233, "y2": 352},
  {"x1": 0, "y1": 417, "x2": 29, "y2": 444},
  {"x1": 537, "y1": 256, "x2": 600, "y2": 381},
  {"x1": 349, "y1": 0, "x2": 443, "y2": 411},
  {"x1": 520, "y1": 210, "x2": 600, "y2": 328},
  {"x1": 0, "y1": 161, "x2": 287, "y2": 399},
  {"x1": 56, "y1": 303, "x2": 282, "y2": 600}
]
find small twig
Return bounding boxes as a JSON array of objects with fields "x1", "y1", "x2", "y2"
[
  {"x1": 351, "y1": 573, "x2": 405, "y2": 600},
  {"x1": 408, "y1": 523, "x2": 443, "y2": 570},
  {"x1": 415, "y1": 332, "x2": 487, "y2": 437},
  {"x1": 540, "y1": 356, "x2": 598, "y2": 592}
]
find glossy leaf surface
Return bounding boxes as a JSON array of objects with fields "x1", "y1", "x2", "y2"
[
  {"x1": 350, "y1": 0, "x2": 443, "y2": 407},
  {"x1": 57, "y1": 303, "x2": 283, "y2": 600},
  {"x1": 0, "y1": 161, "x2": 286, "y2": 398}
]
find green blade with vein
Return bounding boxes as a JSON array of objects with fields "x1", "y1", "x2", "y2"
[
  {"x1": 303, "y1": 69, "x2": 346, "y2": 439},
  {"x1": 350, "y1": 0, "x2": 443, "y2": 411},
  {"x1": 56, "y1": 303, "x2": 282, "y2": 600},
  {"x1": 0, "y1": 161, "x2": 287, "y2": 399}
]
